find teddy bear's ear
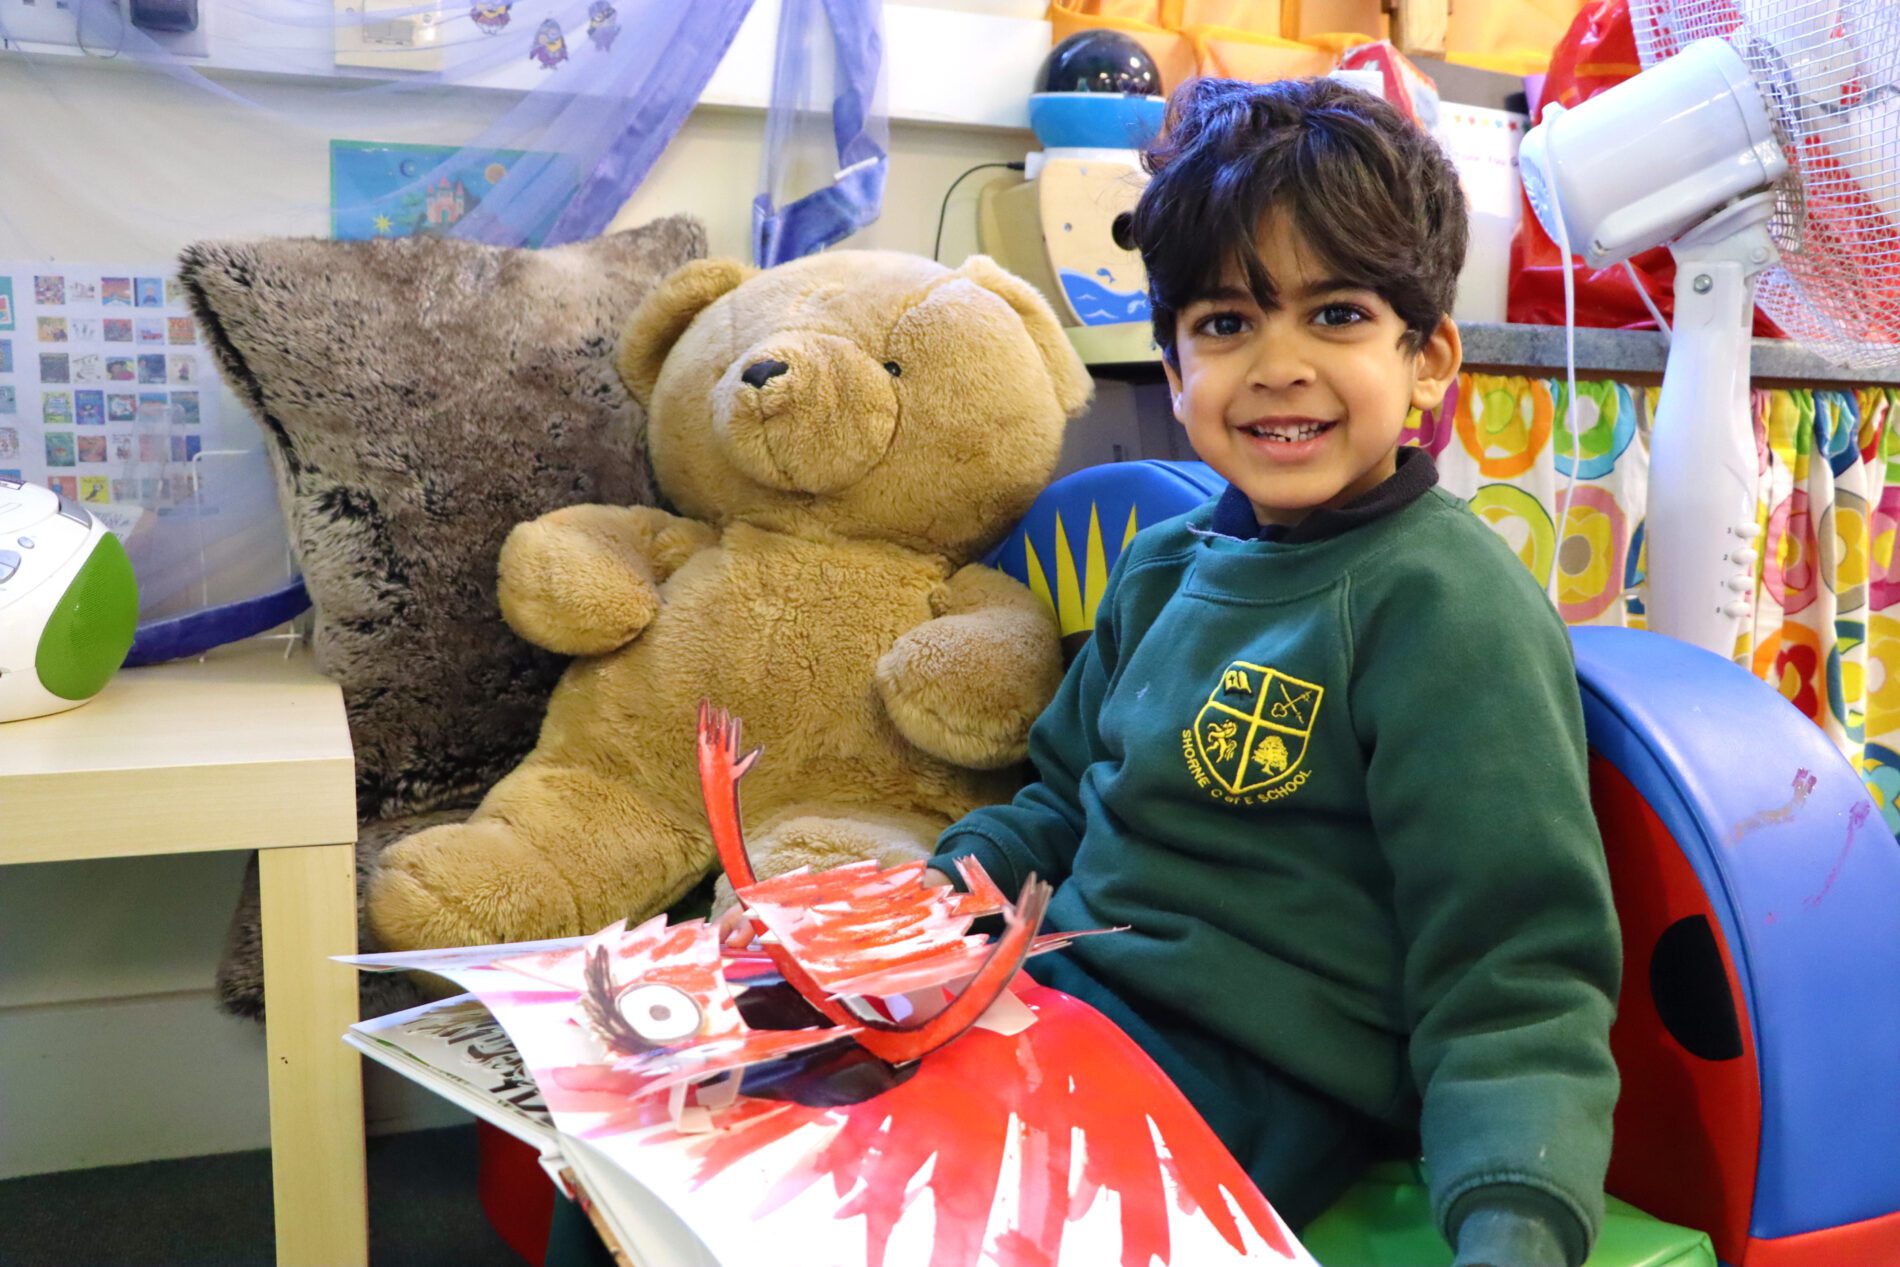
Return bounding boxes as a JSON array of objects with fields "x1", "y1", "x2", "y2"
[
  {"x1": 950, "y1": 255, "x2": 1094, "y2": 419},
  {"x1": 617, "y1": 258, "x2": 753, "y2": 408}
]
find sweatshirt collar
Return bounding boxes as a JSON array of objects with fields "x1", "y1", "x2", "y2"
[{"x1": 1209, "y1": 445, "x2": 1440, "y2": 544}]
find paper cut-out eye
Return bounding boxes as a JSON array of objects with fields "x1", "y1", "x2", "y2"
[{"x1": 619, "y1": 983, "x2": 702, "y2": 1044}]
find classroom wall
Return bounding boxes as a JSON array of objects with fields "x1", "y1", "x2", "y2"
[{"x1": 0, "y1": 14, "x2": 1159, "y2": 1177}]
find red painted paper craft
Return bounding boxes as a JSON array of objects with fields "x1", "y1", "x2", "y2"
[{"x1": 344, "y1": 706, "x2": 1315, "y2": 1266}]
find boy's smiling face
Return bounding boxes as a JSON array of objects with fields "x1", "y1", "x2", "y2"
[{"x1": 1164, "y1": 215, "x2": 1460, "y2": 528}]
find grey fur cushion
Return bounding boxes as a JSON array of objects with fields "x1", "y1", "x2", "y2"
[
  {"x1": 180, "y1": 216, "x2": 704, "y2": 821},
  {"x1": 182, "y1": 218, "x2": 707, "y2": 1020}
]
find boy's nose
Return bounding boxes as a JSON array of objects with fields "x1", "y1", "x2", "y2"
[{"x1": 1247, "y1": 345, "x2": 1315, "y2": 391}]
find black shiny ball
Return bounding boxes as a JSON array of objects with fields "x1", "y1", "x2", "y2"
[{"x1": 1034, "y1": 30, "x2": 1161, "y2": 97}]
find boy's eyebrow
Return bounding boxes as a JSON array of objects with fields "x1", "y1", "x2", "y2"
[
  {"x1": 1185, "y1": 277, "x2": 1375, "y2": 310},
  {"x1": 1184, "y1": 284, "x2": 1259, "y2": 308},
  {"x1": 1293, "y1": 276, "x2": 1375, "y2": 298}
]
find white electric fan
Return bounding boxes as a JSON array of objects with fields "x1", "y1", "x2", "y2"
[{"x1": 1518, "y1": 0, "x2": 1900, "y2": 656}]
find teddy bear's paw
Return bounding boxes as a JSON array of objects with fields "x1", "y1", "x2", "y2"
[
  {"x1": 711, "y1": 812, "x2": 938, "y2": 921},
  {"x1": 368, "y1": 820, "x2": 584, "y2": 952},
  {"x1": 876, "y1": 616, "x2": 1060, "y2": 769},
  {"x1": 498, "y1": 518, "x2": 663, "y2": 658}
]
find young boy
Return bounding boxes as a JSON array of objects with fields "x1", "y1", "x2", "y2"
[{"x1": 924, "y1": 78, "x2": 1620, "y2": 1267}]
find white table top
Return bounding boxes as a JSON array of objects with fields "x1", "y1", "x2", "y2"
[{"x1": 0, "y1": 638, "x2": 356, "y2": 864}]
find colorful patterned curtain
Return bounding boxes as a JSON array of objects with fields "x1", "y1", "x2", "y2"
[{"x1": 1407, "y1": 375, "x2": 1900, "y2": 832}]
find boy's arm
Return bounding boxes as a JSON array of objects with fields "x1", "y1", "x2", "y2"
[
  {"x1": 1353, "y1": 579, "x2": 1621, "y2": 1267},
  {"x1": 925, "y1": 568, "x2": 1124, "y2": 894}
]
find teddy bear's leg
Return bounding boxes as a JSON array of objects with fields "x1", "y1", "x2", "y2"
[
  {"x1": 708, "y1": 804, "x2": 949, "y2": 919},
  {"x1": 368, "y1": 760, "x2": 714, "y2": 951}
]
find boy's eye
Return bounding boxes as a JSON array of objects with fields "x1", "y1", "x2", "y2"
[
  {"x1": 1195, "y1": 312, "x2": 1250, "y2": 338},
  {"x1": 1313, "y1": 303, "x2": 1369, "y2": 328}
]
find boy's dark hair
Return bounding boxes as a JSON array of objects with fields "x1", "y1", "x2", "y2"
[{"x1": 1122, "y1": 77, "x2": 1468, "y2": 362}]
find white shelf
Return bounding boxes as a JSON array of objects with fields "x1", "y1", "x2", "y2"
[
  {"x1": 0, "y1": 0, "x2": 1050, "y2": 132},
  {"x1": 1067, "y1": 319, "x2": 1900, "y2": 386}
]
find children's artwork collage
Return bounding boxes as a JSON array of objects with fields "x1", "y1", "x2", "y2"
[{"x1": 0, "y1": 264, "x2": 217, "y2": 513}]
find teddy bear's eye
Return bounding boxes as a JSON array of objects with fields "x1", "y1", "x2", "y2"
[{"x1": 883, "y1": 361, "x2": 902, "y2": 377}]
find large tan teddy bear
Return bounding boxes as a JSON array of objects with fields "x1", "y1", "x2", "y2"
[{"x1": 367, "y1": 250, "x2": 1092, "y2": 951}]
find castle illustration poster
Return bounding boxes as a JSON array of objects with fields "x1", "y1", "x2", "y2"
[{"x1": 329, "y1": 140, "x2": 576, "y2": 246}]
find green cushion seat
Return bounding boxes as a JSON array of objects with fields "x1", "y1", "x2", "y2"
[{"x1": 1303, "y1": 1163, "x2": 1716, "y2": 1267}]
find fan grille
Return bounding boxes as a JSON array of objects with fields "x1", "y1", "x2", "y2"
[{"x1": 1631, "y1": 0, "x2": 1900, "y2": 368}]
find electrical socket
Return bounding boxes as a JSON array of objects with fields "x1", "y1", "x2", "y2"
[
  {"x1": 0, "y1": 0, "x2": 207, "y2": 57},
  {"x1": 0, "y1": 0, "x2": 83, "y2": 48},
  {"x1": 334, "y1": 0, "x2": 444, "y2": 72}
]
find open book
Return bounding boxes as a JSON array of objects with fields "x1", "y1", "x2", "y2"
[
  {"x1": 341, "y1": 707, "x2": 1318, "y2": 1266},
  {"x1": 348, "y1": 948, "x2": 1315, "y2": 1267}
]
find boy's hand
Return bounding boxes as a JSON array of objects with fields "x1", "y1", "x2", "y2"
[
  {"x1": 716, "y1": 867, "x2": 957, "y2": 948},
  {"x1": 717, "y1": 903, "x2": 758, "y2": 948}
]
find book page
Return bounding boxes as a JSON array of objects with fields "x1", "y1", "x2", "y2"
[
  {"x1": 560, "y1": 1134, "x2": 722, "y2": 1267},
  {"x1": 353, "y1": 936, "x2": 1316, "y2": 1266},
  {"x1": 346, "y1": 995, "x2": 555, "y2": 1151}
]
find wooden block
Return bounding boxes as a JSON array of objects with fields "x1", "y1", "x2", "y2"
[{"x1": 1386, "y1": 0, "x2": 1449, "y2": 56}]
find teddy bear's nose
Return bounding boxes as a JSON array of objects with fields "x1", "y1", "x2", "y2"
[{"x1": 741, "y1": 358, "x2": 790, "y2": 389}]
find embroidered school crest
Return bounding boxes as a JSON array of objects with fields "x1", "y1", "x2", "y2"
[{"x1": 1181, "y1": 662, "x2": 1323, "y2": 804}]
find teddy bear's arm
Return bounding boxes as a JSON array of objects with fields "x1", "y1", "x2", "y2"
[
  {"x1": 874, "y1": 563, "x2": 1064, "y2": 770},
  {"x1": 497, "y1": 504, "x2": 717, "y2": 656}
]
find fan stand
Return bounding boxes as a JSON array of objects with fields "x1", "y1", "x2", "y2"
[{"x1": 1645, "y1": 190, "x2": 1779, "y2": 658}]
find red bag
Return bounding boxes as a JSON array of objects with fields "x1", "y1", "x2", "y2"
[{"x1": 1506, "y1": 0, "x2": 1783, "y2": 336}]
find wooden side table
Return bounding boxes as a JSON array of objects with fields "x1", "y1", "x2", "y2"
[{"x1": 0, "y1": 638, "x2": 366, "y2": 1267}]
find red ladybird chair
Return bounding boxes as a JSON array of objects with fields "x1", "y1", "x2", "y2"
[
  {"x1": 1575, "y1": 628, "x2": 1900, "y2": 1265},
  {"x1": 988, "y1": 460, "x2": 1900, "y2": 1267}
]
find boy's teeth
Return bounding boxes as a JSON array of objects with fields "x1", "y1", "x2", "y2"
[{"x1": 1245, "y1": 421, "x2": 1331, "y2": 442}]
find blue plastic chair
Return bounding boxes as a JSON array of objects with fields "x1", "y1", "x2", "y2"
[{"x1": 983, "y1": 459, "x2": 1224, "y2": 658}]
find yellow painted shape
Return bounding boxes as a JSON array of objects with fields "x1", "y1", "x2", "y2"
[
  {"x1": 1023, "y1": 536, "x2": 1054, "y2": 618},
  {"x1": 1123, "y1": 504, "x2": 1140, "y2": 550},
  {"x1": 1084, "y1": 505, "x2": 1109, "y2": 631},
  {"x1": 1053, "y1": 512, "x2": 1086, "y2": 637}
]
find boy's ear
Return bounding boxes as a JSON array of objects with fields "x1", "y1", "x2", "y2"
[
  {"x1": 1410, "y1": 316, "x2": 1463, "y2": 412},
  {"x1": 1162, "y1": 357, "x2": 1187, "y2": 424}
]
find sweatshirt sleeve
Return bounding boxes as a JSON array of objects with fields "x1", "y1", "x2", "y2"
[
  {"x1": 927, "y1": 561, "x2": 1126, "y2": 895},
  {"x1": 1349, "y1": 551, "x2": 1621, "y2": 1267}
]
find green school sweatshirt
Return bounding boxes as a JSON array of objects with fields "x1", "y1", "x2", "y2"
[{"x1": 930, "y1": 480, "x2": 1621, "y2": 1267}]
